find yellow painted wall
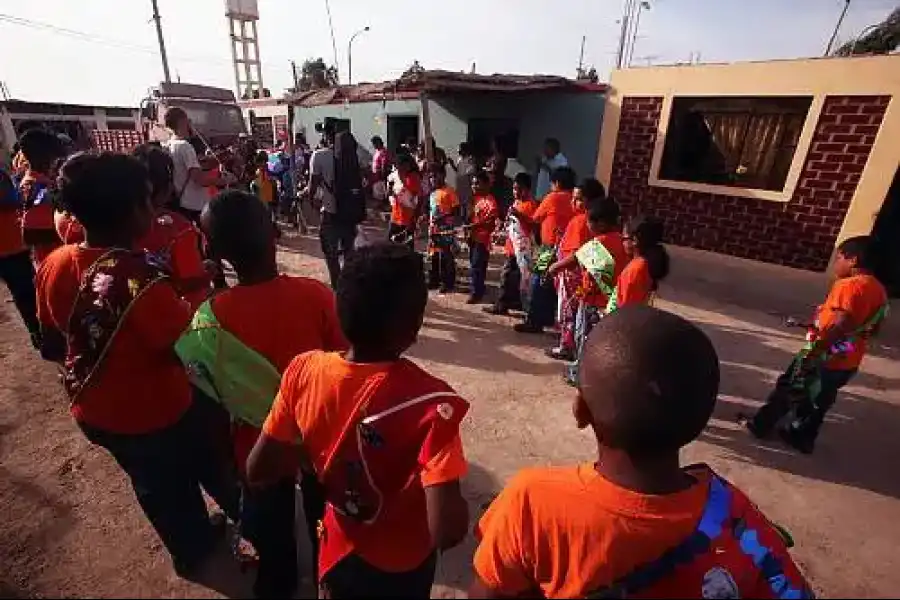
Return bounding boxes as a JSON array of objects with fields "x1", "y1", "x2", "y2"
[{"x1": 596, "y1": 55, "x2": 900, "y2": 250}]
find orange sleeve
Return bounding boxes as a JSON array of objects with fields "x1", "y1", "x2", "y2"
[
  {"x1": 22, "y1": 203, "x2": 55, "y2": 231},
  {"x1": 473, "y1": 473, "x2": 534, "y2": 595},
  {"x1": 531, "y1": 198, "x2": 551, "y2": 223},
  {"x1": 34, "y1": 256, "x2": 63, "y2": 328},
  {"x1": 521, "y1": 200, "x2": 538, "y2": 219},
  {"x1": 421, "y1": 434, "x2": 467, "y2": 487},
  {"x1": 169, "y1": 229, "x2": 207, "y2": 284},
  {"x1": 825, "y1": 279, "x2": 877, "y2": 325},
  {"x1": 127, "y1": 280, "x2": 192, "y2": 353},
  {"x1": 617, "y1": 260, "x2": 652, "y2": 307},
  {"x1": 262, "y1": 353, "x2": 311, "y2": 444}
]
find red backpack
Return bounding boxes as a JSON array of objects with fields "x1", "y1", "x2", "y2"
[{"x1": 587, "y1": 467, "x2": 814, "y2": 599}]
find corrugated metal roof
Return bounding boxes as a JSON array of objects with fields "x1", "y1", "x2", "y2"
[{"x1": 285, "y1": 70, "x2": 606, "y2": 107}]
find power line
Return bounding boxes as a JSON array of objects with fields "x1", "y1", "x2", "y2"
[{"x1": 0, "y1": 12, "x2": 231, "y2": 66}]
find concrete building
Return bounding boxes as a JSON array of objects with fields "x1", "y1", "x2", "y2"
[
  {"x1": 287, "y1": 70, "x2": 607, "y2": 180},
  {"x1": 0, "y1": 99, "x2": 139, "y2": 154},
  {"x1": 596, "y1": 55, "x2": 900, "y2": 294}
]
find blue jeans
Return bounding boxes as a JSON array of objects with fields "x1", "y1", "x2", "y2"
[
  {"x1": 525, "y1": 274, "x2": 557, "y2": 328},
  {"x1": 469, "y1": 242, "x2": 489, "y2": 298}
]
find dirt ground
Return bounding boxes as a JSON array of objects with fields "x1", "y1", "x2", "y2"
[{"x1": 2, "y1": 225, "x2": 899, "y2": 599}]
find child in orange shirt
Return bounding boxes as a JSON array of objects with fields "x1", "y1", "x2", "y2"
[
  {"x1": 546, "y1": 178, "x2": 606, "y2": 360},
  {"x1": 132, "y1": 144, "x2": 212, "y2": 308},
  {"x1": 471, "y1": 306, "x2": 812, "y2": 599},
  {"x1": 388, "y1": 153, "x2": 423, "y2": 250},
  {"x1": 179, "y1": 190, "x2": 346, "y2": 596},
  {"x1": 247, "y1": 242, "x2": 470, "y2": 598},
  {"x1": 427, "y1": 164, "x2": 460, "y2": 293},
  {"x1": 609, "y1": 215, "x2": 670, "y2": 312},
  {"x1": 35, "y1": 152, "x2": 239, "y2": 577},
  {"x1": 468, "y1": 170, "x2": 499, "y2": 303},
  {"x1": 513, "y1": 166, "x2": 577, "y2": 334},
  {"x1": 485, "y1": 172, "x2": 538, "y2": 315},
  {"x1": 18, "y1": 129, "x2": 67, "y2": 265},
  {"x1": 747, "y1": 235, "x2": 888, "y2": 454}
]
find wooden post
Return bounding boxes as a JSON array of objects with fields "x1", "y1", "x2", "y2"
[{"x1": 420, "y1": 91, "x2": 434, "y2": 163}]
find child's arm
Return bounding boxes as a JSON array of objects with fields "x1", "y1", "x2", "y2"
[
  {"x1": 548, "y1": 253, "x2": 578, "y2": 276},
  {"x1": 422, "y1": 434, "x2": 469, "y2": 550}
]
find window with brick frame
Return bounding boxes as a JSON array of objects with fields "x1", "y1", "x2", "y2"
[{"x1": 659, "y1": 96, "x2": 813, "y2": 192}]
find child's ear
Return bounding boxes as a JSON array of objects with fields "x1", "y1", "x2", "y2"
[{"x1": 573, "y1": 392, "x2": 592, "y2": 430}]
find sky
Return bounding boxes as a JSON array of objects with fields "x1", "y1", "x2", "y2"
[{"x1": 0, "y1": 0, "x2": 896, "y2": 107}]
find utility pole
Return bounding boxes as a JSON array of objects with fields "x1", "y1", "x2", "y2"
[
  {"x1": 291, "y1": 60, "x2": 300, "y2": 91},
  {"x1": 150, "y1": 0, "x2": 172, "y2": 83},
  {"x1": 324, "y1": 0, "x2": 340, "y2": 83},
  {"x1": 577, "y1": 35, "x2": 586, "y2": 76},
  {"x1": 615, "y1": 0, "x2": 634, "y2": 69},
  {"x1": 825, "y1": 0, "x2": 851, "y2": 56}
]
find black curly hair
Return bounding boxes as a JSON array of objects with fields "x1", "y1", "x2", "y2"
[{"x1": 337, "y1": 242, "x2": 427, "y2": 360}]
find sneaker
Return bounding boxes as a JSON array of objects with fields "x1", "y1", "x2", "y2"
[
  {"x1": 513, "y1": 322, "x2": 544, "y2": 334},
  {"x1": 545, "y1": 346, "x2": 575, "y2": 361},
  {"x1": 740, "y1": 415, "x2": 768, "y2": 440},
  {"x1": 483, "y1": 305, "x2": 509, "y2": 316},
  {"x1": 778, "y1": 427, "x2": 815, "y2": 455}
]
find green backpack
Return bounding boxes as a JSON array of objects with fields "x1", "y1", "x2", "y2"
[{"x1": 175, "y1": 300, "x2": 281, "y2": 428}]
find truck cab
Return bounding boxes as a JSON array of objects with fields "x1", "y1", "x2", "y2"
[{"x1": 141, "y1": 82, "x2": 247, "y2": 149}]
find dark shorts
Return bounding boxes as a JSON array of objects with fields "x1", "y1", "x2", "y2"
[{"x1": 320, "y1": 551, "x2": 437, "y2": 598}]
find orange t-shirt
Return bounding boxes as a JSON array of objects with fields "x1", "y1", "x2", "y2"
[
  {"x1": 35, "y1": 245, "x2": 193, "y2": 434},
  {"x1": 0, "y1": 207, "x2": 25, "y2": 258},
  {"x1": 139, "y1": 211, "x2": 209, "y2": 308},
  {"x1": 504, "y1": 198, "x2": 538, "y2": 257},
  {"x1": 817, "y1": 273, "x2": 887, "y2": 370},
  {"x1": 580, "y1": 231, "x2": 629, "y2": 308},
  {"x1": 470, "y1": 194, "x2": 499, "y2": 247},
  {"x1": 19, "y1": 171, "x2": 61, "y2": 264},
  {"x1": 390, "y1": 173, "x2": 422, "y2": 227},
  {"x1": 54, "y1": 211, "x2": 85, "y2": 245},
  {"x1": 531, "y1": 190, "x2": 574, "y2": 246},
  {"x1": 558, "y1": 211, "x2": 590, "y2": 259},
  {"x1": 616, "y1": 256, "x2": 653, "y2": 308},
  {"x1": 211, "y1": 275, "x2": 347, "y2": 472},
  {"x1": 474, "y1": 465, "x2": 805, "y2": 598},
  {"x1": 262, "y1": 351, "x2": 468, "y2": 575}
]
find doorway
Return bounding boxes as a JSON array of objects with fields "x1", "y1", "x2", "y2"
[
  {"x1": 871, "y1": 167, "x2": 900, "y2": 297},
  {"x1": 387, "y1": 115, "x2": 418, "y2": 154}
]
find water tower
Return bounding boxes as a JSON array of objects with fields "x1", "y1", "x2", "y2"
[{"x1": 225, "y1": 0, "x2": 264, "y2": 99}]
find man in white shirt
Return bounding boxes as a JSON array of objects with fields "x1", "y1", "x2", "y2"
[
  {"x1": 534, "y1": 137, "x2": 568, "y2": 201},
  {"x1": 163, "y1": 107, "x2": 227, "y2": 222}
]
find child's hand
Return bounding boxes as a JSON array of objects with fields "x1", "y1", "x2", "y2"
[{"x1": 548, "y1": 262, "x2": 562, "y2": 276}]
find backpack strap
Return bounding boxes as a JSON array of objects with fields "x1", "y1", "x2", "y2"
[{"x1": 586, "y1": 475, "x2": 730, "y2": 599}]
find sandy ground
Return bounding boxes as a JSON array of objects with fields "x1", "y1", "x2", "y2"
[{"x1": 1, "y1": 224, "x2": 899, "y2": 599}]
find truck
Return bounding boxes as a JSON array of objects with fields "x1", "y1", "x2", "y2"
[{"x1": 140, "y1": 81, "x2": 247, "y2": 148}]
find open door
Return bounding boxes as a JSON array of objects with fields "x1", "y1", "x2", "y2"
[{"x1": 871, "y1": 167, "x2": 900, "y2": 297}]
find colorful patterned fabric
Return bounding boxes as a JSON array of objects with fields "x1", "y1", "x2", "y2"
[
  {"x1": 63, "y1": 249, "x2": 166, "y2": 402},
  {"x1": 575, "y1": 238, "x2": 616, "y2": 300},
  {"x1": 428, "y1": 187, "x2": 459, "y2": 255},
  {"x1": 507, "y1": 216, "x2": 533, "y2": 298}
]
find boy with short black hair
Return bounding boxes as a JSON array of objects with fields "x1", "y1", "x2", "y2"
[
  {"x1": 18, "y1": 128, "x2": 66, "y2": 264},
  {"x1": 747, "y1": 235, "x2": 888, "y2": 454},
  {"x1": 427, "y1": 164, "x2": 460, "y2": 293},
  {"x1": 468, "y1": 169, "x2": 499, "y2": 304},
  {"x1": 485, "y1": 172, "x2": 538, "y2": 315},
  {"x1": 247, "y1": 242, "x2": 470, "y2": 598},
  {"x1": 472, "y1": 306, "x2": 812, "y2": 599},
  {"x1": 177, "y1": 189, "x2": 346, "y2": 596}
]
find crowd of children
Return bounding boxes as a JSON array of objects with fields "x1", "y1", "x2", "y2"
[{"x1": 0, "y1": 116, "x2": 892, "y2": 599}]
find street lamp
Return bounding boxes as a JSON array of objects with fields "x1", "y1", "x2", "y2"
[
  {"x1": 348, "y1": 26, "x2": 371, "y2": 86},
  {"x1": 626, "y1": 1, "x2": 651, "y2": 68}
]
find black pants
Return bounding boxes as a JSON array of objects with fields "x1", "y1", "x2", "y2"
[
  {"x1": 750, "y1": 365, "x2": 856, "y2": 448},
  {"x1": 497, "y1": 255, "x2": 522, "y2": 309},
  {"x1": 388, "y1": 222, "x2": 415, "y2": 251},
  {"x1": 525, "y1": 273, "x2": 557, "y2": 328},
  {"x1": 321, "y1": 551, "x2": 436, "y2": 598},
  {"x1": 300, "y1": 471, "x2": 326, "y2": 583},
  {"x1": 79, "y1": 401, "x2": 240, "y2": 571},
  {"x1": 241, "y1": 478, "x2": 298, "y2": 597},
  {"x1": 0, "y1": 250, "x2": 39, "y2": 339},
  {"x1": 320, "y1": 213, "x2": 358, "y2": 289},
  {"x1": 429, "y1": 248, "x2": 456, "y2": 291},
  {"x1": 469, "y1": 242, "x2": 489, "y2": 299}
]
